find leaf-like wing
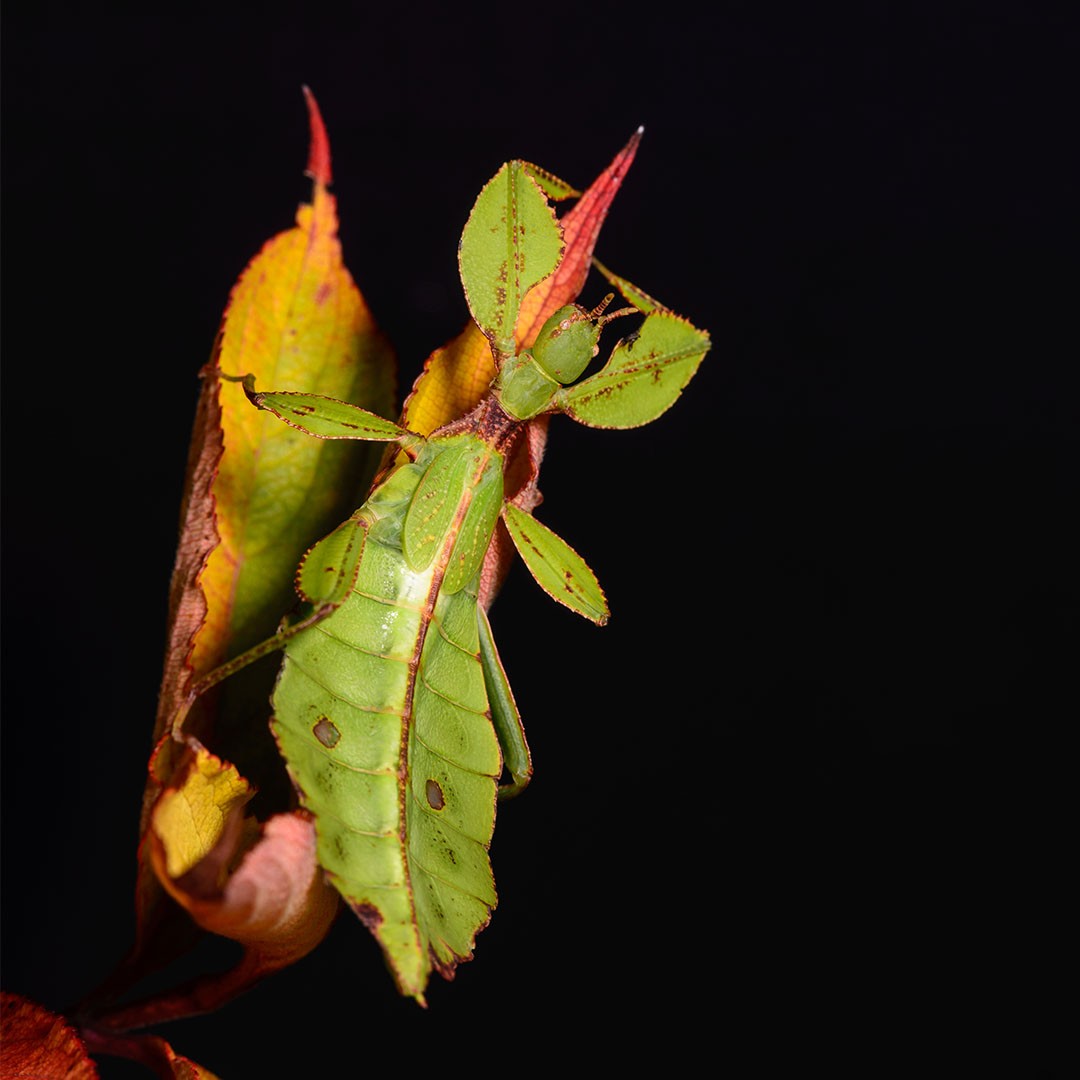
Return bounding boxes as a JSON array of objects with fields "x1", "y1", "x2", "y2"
[
  {"x1": 403, "y1": 440, "x2": 478, "y2": 571},
  {"x1": 271, "y1": 526, "x2": 503, "y2": 1003}
]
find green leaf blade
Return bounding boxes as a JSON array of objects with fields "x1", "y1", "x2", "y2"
[{"x1": 557, "y1": 311, "x2": 711, "y2": 429}]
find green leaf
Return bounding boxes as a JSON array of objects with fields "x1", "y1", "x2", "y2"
[
  {"x1": 502, "y1": 504, "x2": 608, "y2": 624},
  {"x1": 557, "y1": 310, "x2": 710, "y2": 428}
]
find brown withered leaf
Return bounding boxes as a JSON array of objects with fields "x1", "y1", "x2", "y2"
[
  {"x1": 1, "y1": 993, "x2": 99, "y2": 1079},
  {"x1": 81, "y1": 1026, "x2": 223, "y2": 1080}
]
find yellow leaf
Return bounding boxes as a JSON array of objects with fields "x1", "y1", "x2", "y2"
[{"x1": 152, "y1": 749, "x2": 253, "y2": 882}]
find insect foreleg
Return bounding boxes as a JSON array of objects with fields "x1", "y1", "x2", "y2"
[{"x1": 501, "y1": 504, "x2": 609, "y2": 625}]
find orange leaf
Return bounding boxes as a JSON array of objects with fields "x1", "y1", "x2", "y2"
[
  {"x1": 0, "y1": 994, "x2": 223, "y2": 1079},
  {"x1": 515, "y1": 128, "x2": 643, "y2": 345}
]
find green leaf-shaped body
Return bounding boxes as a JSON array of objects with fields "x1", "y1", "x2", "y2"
[
  {"x1": 271, "y1": 435, "x2": 506, "y2": 1002},
  {"x1": 226, "y1": 147, "x2": 712, "y2": 1006}
]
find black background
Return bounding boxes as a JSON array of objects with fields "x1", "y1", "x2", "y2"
[{"x1": 2, "y1": 3, "x2": 1074, "y2": 1076}]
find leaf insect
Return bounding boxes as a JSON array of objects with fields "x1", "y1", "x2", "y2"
[{"x1": 174, "y1": 157, "x2": 710, "y2": 1003}]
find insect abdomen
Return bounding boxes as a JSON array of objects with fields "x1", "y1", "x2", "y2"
[{"x1": 271, "y1": 460, "x2": 502, "y2": 998}]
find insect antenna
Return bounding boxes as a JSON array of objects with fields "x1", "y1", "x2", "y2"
[{"x1": 588, "y1": 292, "x2": 638, "y2": 329}]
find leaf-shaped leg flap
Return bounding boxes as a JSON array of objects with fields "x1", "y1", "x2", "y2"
[
  {"x1": 239, "y1": 374, "x2": 414, "y2": 442},
  {"x1": 295, "y1": 511, "x2": 369, "y2": 608},
  {"x1": 556, "y1": 310, "x2": 711, "y2": 429},
  {"x1": 501, "y1": 504, "x2": 609, "y2": 625}
]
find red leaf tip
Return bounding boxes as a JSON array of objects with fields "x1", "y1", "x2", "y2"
[{"x1": 302, "y1": 85, "x2": 332, "y2": 186}]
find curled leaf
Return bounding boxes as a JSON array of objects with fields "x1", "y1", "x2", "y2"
[
  {"x1": 151, "y1": 753, "x2": 337, "y2": 991},
  {"x1": 100, "y1": 749, "x2": 338, "y2": 1032},
  {"x1": 151, "y1": 748, "x2": 256, "y2": 884},
  {"x1": 151, "y1": 777, "x2": 339, "y2": 974}
]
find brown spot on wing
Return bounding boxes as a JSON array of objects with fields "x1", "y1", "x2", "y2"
[
  {"x1": 425, "y1": 778, "x2": 445, "y2": 810},
  {"x1": 313, "y1": 716, "x2": 341, "y2": 748}
]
